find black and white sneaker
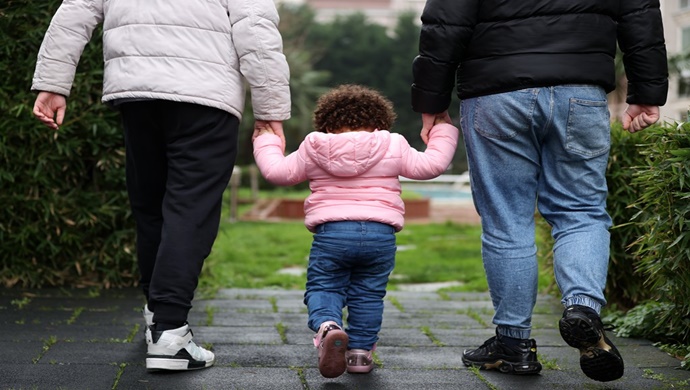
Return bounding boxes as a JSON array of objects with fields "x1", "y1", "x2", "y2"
[
  {"x1": 142, "y1": 304, "x2": 153, "y2": 327},
  {"x1": 559, "y1": 305, "x2": 624, "y2": 382},
  {"x1": 146, "y1": 324, "x2": 215, "y2": 371}
]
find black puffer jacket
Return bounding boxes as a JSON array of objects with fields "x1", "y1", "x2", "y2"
[{"x1": 411, "y1": 0, "x2": 668, "y2": 114}]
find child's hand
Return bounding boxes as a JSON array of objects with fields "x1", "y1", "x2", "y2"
[
  {"x1": 433, "y1": 112, "x2": 452, "y2": 126},
  {"x1": 257, "y1": 125, "x2": 274, "y2": 135},
  {"x1": 253, "y1": 120, "x2": 286, "y2": 153},
  {"x1": 422, "y1": 111, "x2": 453, "y2": 143}
]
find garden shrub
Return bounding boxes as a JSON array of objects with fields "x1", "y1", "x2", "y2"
[
  {"x1": 537, "y1": 120, "x2": 690, "y2": 367},
  {"x1": 626, "y1": 123, "x2": 690, "y2": 344},
  {"x1": 536, "y1": 122, "x2": 654, "y2": 306},
  {"x1": 604, "y1": 123, "x2": 654, "y2": 308},
  {"x1": 0, "y1": 1, "x2": 137, "y2": 288}
]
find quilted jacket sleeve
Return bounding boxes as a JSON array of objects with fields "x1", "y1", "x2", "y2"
[
  {"x1": 227, "y1": 0, "x2": 291, "y2": 121},
  {"x1": 31, "y1": 0, "x2": 104, "y2": 96},
  {"x1": 411, "y1": 0, "x2": 478, "y2": 114},
  {"x1": 399, "y1": 123, "x2": 459, "y2": 180},
  {"x1": 253, "y1": 133, "x2": 307, "y2": 186},
  {"x1": 617, "y1": 0, "x2": 668, "y2": 106}
]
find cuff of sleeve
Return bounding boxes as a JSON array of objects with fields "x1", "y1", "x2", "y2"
[{"x1": 411, "y1": 84, "x2": 452, "y2": 114}]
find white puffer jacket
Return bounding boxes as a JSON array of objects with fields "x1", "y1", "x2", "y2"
[{"x1": 31, "y1": 0, "x2": 291, "y2": 121}]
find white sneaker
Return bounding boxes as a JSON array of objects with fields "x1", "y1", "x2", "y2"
[
  {"x1": 146, "y1": 324, "x2": 215, "y2": 371},
  {"x1": 143, "y1": 304, "x2": 154, "y2": 327}
]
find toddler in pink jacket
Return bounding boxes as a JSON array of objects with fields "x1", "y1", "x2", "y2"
[{"x1": 253, "y1": 84, "x2": 458, "y2": 378}]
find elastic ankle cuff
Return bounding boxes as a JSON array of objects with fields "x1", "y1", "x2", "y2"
[
  {"x1": 563, "y1": 296, "x2": 602, "y2": 314},
  {"x1": 496, "y1": 327, "x2": 531, "y2": 340}
]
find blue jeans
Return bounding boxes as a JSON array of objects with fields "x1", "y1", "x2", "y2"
[
  {"x1": 304, "y1": 221, "x2": 396, "y2": 350},
  {"x1": 460, "y1": 85, "x2": 612, "y2": 340}
]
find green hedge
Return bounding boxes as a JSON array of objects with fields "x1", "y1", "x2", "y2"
[
  {"x1": 605, "y1": 123, "x2": 653, "y2": 308},
  {"x1": 0, "y1": 1, "x2": 137, "y2": 288},
  {"x1": 536, "y1": 123, "x2": 655, "y2": 308},
  {"x1": 624, "y1": 123, "x2": 690, "y2": 344},
  {"x1": 537, "y1": 121, "x2": 689, "y2": 367},
  {"x1": 608, "y1": 122, "x2": 690, "y2": 368}
]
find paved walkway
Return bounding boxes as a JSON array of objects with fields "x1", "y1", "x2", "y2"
[{"x1": 2, "y1": 288, "x2": 689, "y2": 389}]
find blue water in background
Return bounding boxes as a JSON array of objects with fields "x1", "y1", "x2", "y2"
[
  {"x1": 403, "y1": 183, "x2": 473, "y2": 201},
  {"x1": 412, "y1": 188, "x2": 472, "y2": 200},
  {"x1": 401, "y1": 174, "x2": 473, "y2": 201}
]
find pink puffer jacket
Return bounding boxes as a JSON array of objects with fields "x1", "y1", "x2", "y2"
[{"x1": 253, "y1": 124, "x2": 459, "y2": 232}]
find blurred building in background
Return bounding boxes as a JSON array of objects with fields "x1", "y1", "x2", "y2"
[
  {"x1": 275, "y1": 0, "x2": 689, "y2": 124},
  {"x1": 661, "y1": 0, "x2": 690, "y2": 122},
  {"x1": 275, "y1": 0, "x2": 425, "y2": 28}
]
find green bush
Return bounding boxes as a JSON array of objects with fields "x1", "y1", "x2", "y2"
[
  {"x1": 604, "y1": 123, "x2": 654, "y2": 308},
  {"x1": 0, "y1": 1, "x2": 137, "y2": 288},
  {"x1": 537, "y1": 121, "x2": 690, "y2": 367},
  {"x1": 627, "y1": 123, "x2": 690, "y2": 344},
  {"x1": 535, "y1": 123, "x2": 654, "y2": 305}
]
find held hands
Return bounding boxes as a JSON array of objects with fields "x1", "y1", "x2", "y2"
[
  {"x1": 420, "y1": 111, "x2": 452, "y2": 144},
  {"x1": 622, "y1": 104, "x2": 660, "y2": 133},
  {"x1": 253, "y1": 120, "x2": 286, "y2": 153},
  {"x1": 33, "y1": 91, "x2": 67, "y2": 130},
  {"x1": 256, "y1": 124, "x2": 274, "y2": 136}
]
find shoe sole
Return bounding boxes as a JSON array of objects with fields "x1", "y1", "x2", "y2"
[
  {"x1": 347, "y1": 366, "x2": 374, "y2": 374},
  {"x1": 318, "y1": 330, "x2": 348, "y2": 378},
  {"x1": 146, "y1": 357, "x2": 214, "y2": 371},
  {"x1": 347, "y1": 362, "x2": 374, "y2": 374},
  {"x1": 559, "y1": 314, "x2": 624, "y2": 382},
  {"x1": 462, "y1": 357, "x2": 542, "y2": 375}
]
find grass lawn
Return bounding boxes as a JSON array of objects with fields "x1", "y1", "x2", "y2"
[{"x1": 200, "y1": 188, "x2": 555, "y2": 296}]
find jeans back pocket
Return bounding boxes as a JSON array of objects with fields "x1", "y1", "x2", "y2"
[{"x1": 566, "y1": 98, "x2": 610, "y2": 157}]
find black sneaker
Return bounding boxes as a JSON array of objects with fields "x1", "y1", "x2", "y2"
[
  {"x1": 559, "y1": 305, "x2": 624, "y2": 382},
  {"x1": 461, "y1": 333, "x2": 542, "y2": 375}
]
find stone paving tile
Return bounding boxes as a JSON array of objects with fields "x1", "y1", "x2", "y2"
[
  {"x1": 191, "y1": 298, "x2": 275, "y2": 313},
  {"x1": 534, "y1": 346, "x2": 687, "y2": 390},
  {"x1": 303, "y1": 367, "x2": 483, "y2": 390},
  {"x1": 0, "y1": 341, "x2": 45, "y2": 364},
  {"x1": 213, "y1": 344, "x2": 315, "y2": 368},
  {"x1": 284, "y1": 325, "x2": 315, "y2": 345},
  {"x1": 2, "y1": 287, "x2": 689, "y2": 390},
  {"x1": 116, "y1": 366, "x2": 305, "y2": 390},
  {"x1": 2, "y1": 363, "x2": 120, "y2": 389},
  {"x1": 2, "y1": 323, "x2": 135, "y2": 342},
  {"x1": 377, "y1": 328, "x2": 438, "y2": 347},
  {"x1": 479, "y1": 367, "x2": 665, "y2": 390},
  {"x1": 374, "y1": 346, "x2": 467, "y2": 370},
  {"x1": 211, "y1": 311, "x2": 282, "y2": 327},
  {"x1": 385, "y1": 297, "x2": 494, "y2": 313},
  {"x1": 40, "y1": 339, "x2": 144, "y2": 365},
  {"x1": 426, "y1": 328, "x2": 501, "y2": 348},
  {"x1": 1, "y1": 306, "x2": 74, "y2": 325},
  {"x1": 193, "y1": 325, "x2": 284, "y2": 345}
]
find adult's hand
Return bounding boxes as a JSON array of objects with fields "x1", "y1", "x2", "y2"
[
  {"x1": 420, "y1": 111, "x2": 451, "y2": 144},
  {"x1": 622, "y1": 104, "x2": 659, "y2": 133},
  {"x1": 253, "y1": 120, "x2": 286, "y2": 153},
  {"x1": 33, "y1": 91, "x2": 66, "y2": 130}
]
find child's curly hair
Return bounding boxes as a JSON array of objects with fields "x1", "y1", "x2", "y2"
[{"x1": 313, "y1": 84, "x2": 397, "y2": 133}]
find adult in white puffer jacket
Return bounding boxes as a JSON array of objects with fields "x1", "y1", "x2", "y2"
[{"x1": 31, "y1": 0, "x2": 291, "y2": 372}]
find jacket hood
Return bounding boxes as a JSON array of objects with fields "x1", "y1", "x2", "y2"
[{"x1": 303, "y1": 130, "x2": 392, "y2": 177}]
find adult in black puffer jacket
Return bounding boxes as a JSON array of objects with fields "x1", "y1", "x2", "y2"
[
  {"x1": 411, "y1": 0, "x2": 668, "y2": 383},
  {"x1": 412, "y1": 0, "x2": 668, "y2": 115}
]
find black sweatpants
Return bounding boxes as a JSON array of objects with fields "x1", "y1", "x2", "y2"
[{"x1": 120, "y1": 100, "x2": 239, "y2": 326}]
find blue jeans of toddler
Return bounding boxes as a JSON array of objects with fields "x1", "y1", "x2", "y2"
[{"x1": 304, "y1": 221, "x2": 396, "y2": 350}]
